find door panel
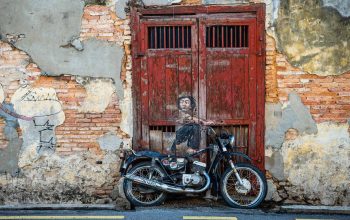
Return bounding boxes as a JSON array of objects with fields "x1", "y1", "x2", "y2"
[
  {"x1": 206, "y1": 54, "x2": 249, "y2": 120},
  {"x1": 198, "y1": 18, "x2": 258, "y2": 161},
  {"x1": 139, "y1": 19, "x2": 198, "y2": 151},
  {"x1": 147, "y1": 54, "x2": 193, "y2": 123}
]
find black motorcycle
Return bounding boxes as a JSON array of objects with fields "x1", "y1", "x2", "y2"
[{"x1": 119, "y1": 126, "x2": 267, "y2": 208}]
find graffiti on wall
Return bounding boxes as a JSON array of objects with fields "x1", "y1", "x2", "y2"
[
  {"x1": 5, "y1": 85, "x2": 66, "y2": 166},
  {"x1": 34, "y1": 120, "x2": 55, "y2": 152},
  {"x1": 1, "y1": 83, "x2": 64, "y2": 156},
  {"x1": 17, "y1": 87, "x2": 63, "y2": 154}
]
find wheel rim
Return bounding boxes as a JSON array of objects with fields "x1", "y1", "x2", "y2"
[
  {"x1": 223, "y1": 167, "x2": 264, "y2": 207},
  {"x1": 126, "y1": 165, "x2": 164, "y2": 205}
]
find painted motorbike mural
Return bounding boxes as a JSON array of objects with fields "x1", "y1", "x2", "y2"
[{"x1": 120, "y1": 125, "x2": 267, "y2": 208}]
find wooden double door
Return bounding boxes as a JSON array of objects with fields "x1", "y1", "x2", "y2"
[{"x1": 132, "y1": 5, "x2": 265, "y2": 168}]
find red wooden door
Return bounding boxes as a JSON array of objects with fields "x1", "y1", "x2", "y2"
[{"x1": 133, "y1": 6, "x2": 265, "y2": 169}]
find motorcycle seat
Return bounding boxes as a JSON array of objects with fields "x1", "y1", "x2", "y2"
[{"x1": 135, "y1": 150, "x2": 169, "y2": 158}]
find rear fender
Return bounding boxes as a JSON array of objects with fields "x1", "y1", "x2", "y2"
[{"x1": 120, "y1": 156, "x2": 152, "y2": 176}]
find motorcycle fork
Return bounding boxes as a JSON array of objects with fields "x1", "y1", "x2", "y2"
[{"x1": 229, "y1": 160, "x2": 244, "y2": 185}]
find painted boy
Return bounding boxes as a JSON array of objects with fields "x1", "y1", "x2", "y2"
[{"x1": 170, "y1": 95, "x2": 213, "y2": 155}]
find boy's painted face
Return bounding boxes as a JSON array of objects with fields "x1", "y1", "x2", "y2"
[{"x1": 179, "y1": 97, "x2": 191, "y2": 110}]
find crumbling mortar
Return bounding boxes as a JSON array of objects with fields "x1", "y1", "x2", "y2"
[{"x1": 266, "y1": 175, "x2": 323, "y2": 205}]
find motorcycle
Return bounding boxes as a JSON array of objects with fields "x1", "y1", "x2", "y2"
[{"x1": 119, "y1": 126, "x2": 267, "y2": 208}]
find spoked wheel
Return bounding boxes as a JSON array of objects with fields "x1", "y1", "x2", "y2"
[
  {"x1": 123, "y1": 162, "x2": 167, "y2": 206},
  {"x1": 220, "y1": 163, "x2": 267, "y2": 208}
]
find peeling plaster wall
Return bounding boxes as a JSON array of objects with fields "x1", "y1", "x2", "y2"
[
  {"x1": 265, "y1": 92, "x2": 318, "y2": 149},
  {"x1": 76, "y1": 77, "x2": 116, "y2": 113},
  {"x1": 0, "y1": 0, "x2": 124, "y2": 98},
  {"x1": 0, "y1": 0, "x2": 131, "y2": 204},
  {"x1": 271, "y1": 123, "x2": 350, "y2": 205},
  {"x1": 0, "y1": 0, "x2": 349, "y2": 207},
  {"x1": 262, "y1": 0, "x2": 350, "y2": 206},
  {"x1": 275, "y1": 0, "x2": 350, "y2": 76},
  {"x1": 1, "y1": 151, "x2": 119, "y2": 204}
]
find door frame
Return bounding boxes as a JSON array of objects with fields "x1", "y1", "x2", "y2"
[{"x1": 131, "y1": 4, "x2": 266, "y2": 169}]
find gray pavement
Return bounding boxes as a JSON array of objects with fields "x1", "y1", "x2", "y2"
[
  {"x1": 0, "y1": 206, "x2": 349, "y2": 220},
  {"x1": 0, "y1": 197, "x2": 349, "y2": 220}
]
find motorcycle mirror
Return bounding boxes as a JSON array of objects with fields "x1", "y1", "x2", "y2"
[{"x1": 229, "y1": 135, "x2": 235, "y2": 147}]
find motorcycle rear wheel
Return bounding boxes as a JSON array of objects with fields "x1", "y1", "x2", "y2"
[
  {"x1": 123, "y1": 161, "x2": 167, "y2": 206},
  {"x1": 220, "y1": 163, "x2": 267, "y2": 208}
]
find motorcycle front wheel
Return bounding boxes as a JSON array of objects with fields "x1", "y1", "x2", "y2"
[
  {"x1": 123, "y1": 161, "x2": 167, "y2": 206},
  {"x1": 220, "y1": 163, "x2": 267, "y2": 208}
]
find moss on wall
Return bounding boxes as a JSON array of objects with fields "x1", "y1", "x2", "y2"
[{"x1": 276, "y1": 0, "x2": 350, "y2": 76}]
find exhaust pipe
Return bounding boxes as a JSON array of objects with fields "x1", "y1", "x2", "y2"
[{"x1": 125, "y1": 172, "x2": 211, "y2": 194}]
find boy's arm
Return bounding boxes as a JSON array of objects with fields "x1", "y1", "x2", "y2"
[{"x1": 0, "y1": 103, "x2": 33, "y2": 121}]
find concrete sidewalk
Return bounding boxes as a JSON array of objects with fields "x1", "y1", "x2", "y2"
[{"x1": 280, "y1": 205, "x2": 350, "y2": 215}]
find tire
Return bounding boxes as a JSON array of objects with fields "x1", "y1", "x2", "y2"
[
  {"x1": 123, "y1": 161, "x2": 167, "y2": 206},
  {"x1": 220, "y1": 163, "x2": 267, "y2": 208}
]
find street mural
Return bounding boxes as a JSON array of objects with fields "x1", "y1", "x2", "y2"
[
  {"x1": 0, "y1": 84, "x2": 28, "y2": 174},
  {"x1": 0, "y1": 83, "x2": 65, "y2": 167},
  {"x1": 12, "y1": 86, "x2": 65, "y2": 166},
  {"x1": 171, "y1": 95, "x2": 201, "y2": 155},
  {"x1": 15, "y1": 86, "x2": 64, "y2": 154},
  {"x1": 170, "y1": 95, "x2": 214, "y2": 156}
]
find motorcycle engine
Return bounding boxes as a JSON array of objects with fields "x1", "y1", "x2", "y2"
[
  {"x1": 182, "y1": 161, "x2": 206, "y2": 186},
  {"x1": 182, "y1": 173, "x2": 203, "y2": 186}
]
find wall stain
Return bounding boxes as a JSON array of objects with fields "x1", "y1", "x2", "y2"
[{"x1": 276, "y1": 0, "x2": 350, "y2": 75}]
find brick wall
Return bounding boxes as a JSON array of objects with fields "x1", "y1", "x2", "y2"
[
  {"x1": 0, "y1": 5, "x2": 127, "y2": 156},
  {"x1": 265, "y1": 35, "x2": 279, "y2": 103},
  {"x1": 81, "y1": 5, "x2": 124, "y2": 43},
  {"x1": 266, "y1": 36, "x2": 350, "y2": 123},
  {"x1": 30, "y1": 76, "x2": 122, "y2": 156},
  {"x1": 81, "y1": 4, "x2": 132, "y2": 84}
]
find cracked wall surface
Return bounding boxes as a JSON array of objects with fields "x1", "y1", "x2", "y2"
[
  {"x1": 264, "y1": 0, "x2": 350, "y2": 205},
  {"x1": 0, "y1": 0, "x2": 349, "y2": 207},
  {"x1": 265, "y1": 92, "x2": 317, "y2": 149},
  {"x1": 0, "y1": 0, "x2": 124, "y2": 98},
  {"x1": 275, "y1": 0, "x2": 350, "y2": 76},
  {"x1": 0, "y1": 0, "x2": 131, "y2": 204},
  {"x1": 280, "y1": 123, "x2": 350, "y2": 205}
]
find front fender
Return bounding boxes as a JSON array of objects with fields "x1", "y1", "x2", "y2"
[{"x1": 224, "y1": 151, "x2": 252, "y2": 163}]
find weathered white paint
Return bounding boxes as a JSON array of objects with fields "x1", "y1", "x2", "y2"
[
  {"x1": 0, "y1": 84, "x2": 4, "y2": 103},
  {"x1": 77, "y1": 78, "x2": 116, "y2": 113},
  {"x1": 0, "y1": 151, "x2": 120, "y2": 204},
  {"x1": 280, "y1": 122, "x2": 350, "y2": 205},
  {"x1": 11, "y1": 86, "x2": 65, "y2": 167},
  {"x1": 119, "y1": 71, "x2": 133, "y2": 145},
  {"x1": 98, "y1": 132, "x2": 123, "y2": 151}
]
